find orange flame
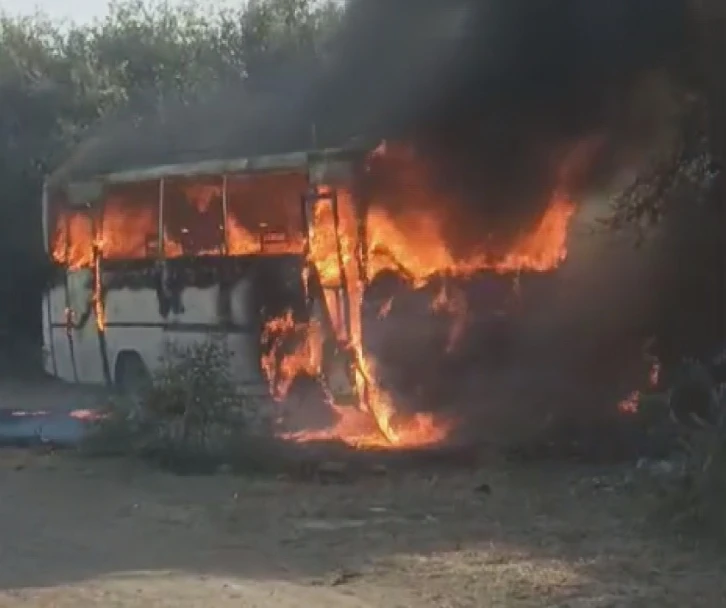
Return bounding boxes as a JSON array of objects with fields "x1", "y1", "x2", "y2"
[
  {"x1": 50, "y1": 175, "x2": 306, "y2": 268},
  {"x1": 261, "y1": 310, "x2": 323, "y2": 400},
  {"x1": 617, "y1": 348, "x2": 661, "y2": 416},
  {"x1": 50, "y1": 140, "x2": 582, "y2": 450},
  {"x1": 365, "y1": 191, "x2": 574, "y2": 285},
  {"x1": 263, "y1": 143, "x2": 580, "y2": 449}
]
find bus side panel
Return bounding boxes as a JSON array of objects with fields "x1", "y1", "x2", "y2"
[
  {"x1": 165, "y1": 279, "x2": 264, "y2": 389},
  {"x1": 228, "y1": 278, "x2": 265, "y2": 389},
  {"x1": 67, "y1": 268, "x2": 106, "y2": 383},
  {"x1": 42, "y1": 290, "x2": 55, "y2": 376},
  {"x1": 45, "y1": 283, "x2": 75, "y2": 381},
  {"x1": 104, "y1": 287, "x2": 167, "y2": 382},
  {"x1": 102, "y1": 279, "x2": 264, "y2": 390}
]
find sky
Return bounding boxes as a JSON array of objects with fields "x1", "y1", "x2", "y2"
[
  {"x1": 0, "y1": 0, "x2": 233, "y2": 23},
  {"x1": 1, "y1": 0, "x2": 118, "y2": 22}
]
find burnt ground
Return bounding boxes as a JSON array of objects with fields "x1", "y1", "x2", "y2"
[{"x1": 0, "y1": 380, "x2": 724, "y2": 607}]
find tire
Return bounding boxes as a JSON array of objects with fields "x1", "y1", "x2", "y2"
[{"x1": 115, "y1": 352, "x2": 152, "y2": 406}]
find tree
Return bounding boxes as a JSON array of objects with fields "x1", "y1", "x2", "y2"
[
  {"x1": 608, "y1": 0, "x2": 725, "y2": 228},
  {"x1": 606, "y1": 0, "x2": 726, "y2": 367},
  {"x1": 0, "y1": 0, "x2": 342, "y2": 361}
]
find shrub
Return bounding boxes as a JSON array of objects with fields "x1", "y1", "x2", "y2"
[
  {"x1": 82, "y1": 338, "x2": 271, "y2": 472},
  {"x1": 144, "y1": 339, "x2": 240, "y2": 449},
  {"x1": 641, "y1": 356, "x2": 726, "y2": 538},
  {"x1": 668, "y1": 377, "x2": 726, "y2": 536}
]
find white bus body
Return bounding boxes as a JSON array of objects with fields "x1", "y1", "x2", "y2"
[{"x1": 42, "y1": 146, "x2": 366, "y2": 396}]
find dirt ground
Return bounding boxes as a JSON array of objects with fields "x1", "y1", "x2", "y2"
[{"x1": 0, "y1": 447, "x2": 723, "y2": 608}]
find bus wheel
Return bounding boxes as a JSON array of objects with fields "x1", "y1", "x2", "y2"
[{"x1": 115, "y1": 352, "x2": 151, "y2": 408}]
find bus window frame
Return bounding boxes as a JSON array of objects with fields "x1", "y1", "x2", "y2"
[{"x1": 160, "y1": 175, "x2": 227, "y2": 259}]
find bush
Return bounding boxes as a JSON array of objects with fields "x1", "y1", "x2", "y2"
[
  {"x1": 82, "y1": 338, "x2": 272, "y2": 473},
  {"x1": 145, "y1": 339, "x2": 240, "y2": 447},
  {"x1": 668, "y1": 377, "x2": 726, "y2": 536},
  {"x1": 641, "y1": 356, "x2": 726, "y2": 538}
]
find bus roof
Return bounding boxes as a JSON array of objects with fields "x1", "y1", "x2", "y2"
[
  {"x1": 48, "y1": 138, "x2": 376, "y2": 193},
  {"x1": 82, "y1": 142, "x2": 368, "y2": 185}
]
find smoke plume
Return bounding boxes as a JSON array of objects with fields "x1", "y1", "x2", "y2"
[
  {"x1": 57, "y1": 1, "x2": 685, "y2": 192},
  {"x1": 323, "y1": 0, "x2": 685, "y2": 247},
  {"x1": 55, "y1": 0, "x2": 686, "y2": 304},
  {"x1": 50, "y1": 0, "x2": 691, "y2": 451}
]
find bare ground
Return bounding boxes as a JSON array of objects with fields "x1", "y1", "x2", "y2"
[{"x1": 0, "y1": 447, "x2": 723, "y2": 608}]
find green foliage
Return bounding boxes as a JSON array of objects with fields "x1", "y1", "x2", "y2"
[
  {"x1": 0, "y1": 0, "x2": 342, "y2": 246},
  {"x1": 670, "y1": 407, "x2": 726, "y2": 537},
  {"x1": 666, "y1": 366, "x2": 726, "y2": 535},
  {"x1": 603, "y1": 2, "x2": 726, "y2": 234},
  {"x1": 145, "y1": 339, "x2": 240, "y2": 447},
  {"x1": 637, "y1": 358, "x2": 726, "y2": 540},
  {"x1": 82, "y1": 338, "x2": 269, "y2": 473},
  {"x1": 606, "y1": 112, "x2": 717, "y2": 236}
]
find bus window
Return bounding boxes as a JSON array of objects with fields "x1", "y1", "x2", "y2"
[
  {"x1": 163, "y1": 177, "x2": 224, "y2": 257},
  {"x1": 225, "y1": 172, "x2": 306, "y2": 255},
  {"x1": 101, "y1": 181, "x2": 160, "y2": 260},
  {"x1": 49, "y1": 197, "x2": 94, "y2": 271},
  {"x1": 47, "y1": 188, "x2": 65, "y2": 261}
]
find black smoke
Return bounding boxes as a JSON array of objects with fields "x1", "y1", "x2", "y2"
[
  {"x1": 50, "y1": 0, "x2": 692, "y2": 453},
  {"x1": 55, "y1": 0, "x2": 686, "y2": 193},
  {"x1": 53, "y1": 0, "x2": 688, "y2": 294},
  {"x1": 320, "y1": 0, "x2": 686, "y2": 251}
]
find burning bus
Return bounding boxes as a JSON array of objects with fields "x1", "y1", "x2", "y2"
[
  {"x1": 42, "y1": 138, "x2": 579, "y2": 449},
  {"x1": 42, "y1": 141, "x2": 372, "y2": 394}
]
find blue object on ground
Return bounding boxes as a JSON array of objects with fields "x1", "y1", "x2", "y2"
[{"x1": 0, "y1": 407, "x2": 98, "y2": 448}]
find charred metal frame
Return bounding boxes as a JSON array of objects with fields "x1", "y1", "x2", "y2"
[
  {"x1": 41, "y1": 184, "x2": 58, "y2": 377},
  {"x1": 157, "y1": 178, "x2": 165, "y2": 258},
  {"x1": 51, "y1": 142, "x2": 375, "y2": 258},
  {"x1": 351, "y1": 163, "x2": 373, "y2": 408},
  {"x1": 300, "y1": 187, "x2": 354, "y2": 343},
  {"x1": 90, "y1": 208, "x2": 112, "y2": 386},
  {"x1": 221, "y1": 175, "x2": 229, "y2": 255},
  {"x1": 61, "y1": 205, "x2": 79, "y2": 383}
]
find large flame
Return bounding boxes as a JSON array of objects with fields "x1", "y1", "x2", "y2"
[
  {"x1": 260, "y1": 310, "x2": 323, "y2": 400},
  {"x1": 363, "y1": 142, "x2": 576, "y2": 285},
  {"x1": 296, "y1": 187, "x2": 457, "y2": 448},
  {"x1": 50, "y1": 176, "x2": 305, "y2": 333},
  {"x1": 264, "y1": 142, "x2": 579, "y2": 449},
  {"x1": 50, "y1": 174, "x2": 306, "y2": 267},
  {"x1": 49, "y1": 141, "x2": 581, "y2": 450}
]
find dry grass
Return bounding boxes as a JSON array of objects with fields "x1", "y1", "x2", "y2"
[
  {"x1": 0, "y1": 449, "x2": 724, "y2": 607},
  {"x1": 242, "y1": 463, "x2": 726, "y2": 607}
]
